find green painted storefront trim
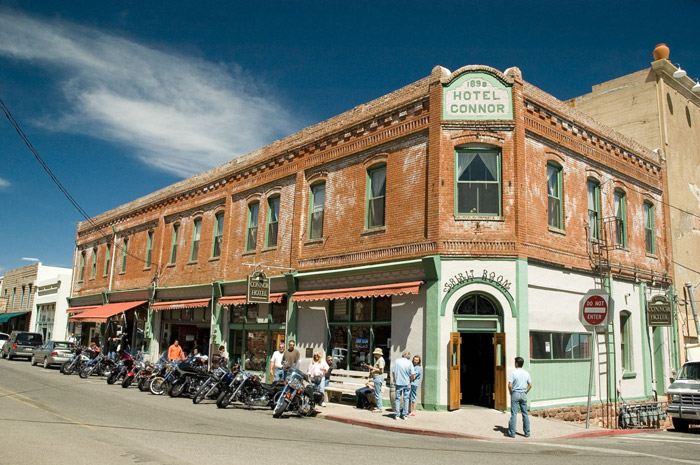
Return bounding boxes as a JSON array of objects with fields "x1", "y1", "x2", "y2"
[
  {"x1": 421, "y1": 255, "x2": 441, "y2": 411},
  {"x1": 211, "y1": 281, "x2": 223, "y2": 346},
  {"x1": 516, "y1": 258, "x2": 529, "y2": 369},
  {"x1": 529, "y1": 359, "x2": 592, "y2": 402},
  {"x1": 622, "y1": 372, "x2": 637, "y2": 379},
  {"x1": 669, "y1": 285, "x2": 680, "y2": 372},
  {"x1": 603, "y1": 275, "x2": 617, "y2": 402},
  {"x1": 653, "y1": 325, "x2": 665, "y2": 395},
  {"x1": 284, "y1": 272, "x2": 298, "y2": 341},
  {"x1": 639, "y1": 282, "x2": 652, "y2": 397},
  {"x1": 440, "y1": 277, "x2": 516, "y2": 318}
]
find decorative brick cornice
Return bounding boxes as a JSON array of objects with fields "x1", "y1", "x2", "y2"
[{"x1": 297, "y1": 242, "x2": 438, "y2": 268}]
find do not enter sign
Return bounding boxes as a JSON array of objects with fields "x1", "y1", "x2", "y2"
[{"x1": 579, "y1": 290, "x2": 613, "y2": 328}]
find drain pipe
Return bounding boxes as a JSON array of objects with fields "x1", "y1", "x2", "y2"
[{"x1": 684, "y1": 282, "x2": 700, "y2": 341}]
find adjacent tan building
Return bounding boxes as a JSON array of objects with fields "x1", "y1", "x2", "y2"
[{"x1": 569, "y1": 44, "x2": 700, "y2": 362}]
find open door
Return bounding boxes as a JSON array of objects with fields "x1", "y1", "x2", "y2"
[
  {"x1": 448, "y1": 332, "x2": 461, "y2": 411},
  {"x1": 493, "y1": 332, "x2": 507, "y2": 411}
]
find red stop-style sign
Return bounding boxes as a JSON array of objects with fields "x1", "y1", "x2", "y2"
[{"x1": 582, "y1": 295, "x2": 608, "y2": 326}]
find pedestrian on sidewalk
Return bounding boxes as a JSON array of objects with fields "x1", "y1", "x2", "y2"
[
  {"x1": 408, "y1": 355, "x2": 422, "y2": 417},
  {"x1": 355, "y1": 379, "x2": 375, "y2": 409},
  {"x1": 308, "y1": 351, "x2": 329, "y2": 406},
  {"x1": 507, "y1": 356, "x2": 532, "y2": 438},
  {"x1": 392, "y1": 351, "x2": 415, "y2": 420},
  {"x1": 368, "y1": 347, "x2": 385, "y2": 413},
  {"x1": 270, "y1": 342, "x2": 285, "y2": 381}
]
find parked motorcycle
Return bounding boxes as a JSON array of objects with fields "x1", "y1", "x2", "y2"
[
  {"x1": 167, "y1": 356, "x2": 210, "y2": 398},
  {"x1": 107, "y1": 350, "x2": 138, "y2": 385},
  {"x1": 214, "y1": 364, "x2": 243, "y2": 408},
  {"x1": 216, "y1": 368, "x2": 285, "y2": 409},
  {"x1": 79, "y1": 352, "x2": 115, "y2": 378},
  {"x1": 121, "y1": 358, "x2": 145, "y2": 388},
  {"x1": 149, "y1": 360, "x2": 179, "y2": 395},
  {"x1": 272, "y1": 368, "x2": 323, "y2": 418},
  {"x1": 137, "y1": 353, "x2": 167, "y2": 392},
  {"x1": 192, "y1": 365, "x2": 230, "y2": 404},
  {"x1": 61, "y1": 346, "x2": 92, "y2": 375}
]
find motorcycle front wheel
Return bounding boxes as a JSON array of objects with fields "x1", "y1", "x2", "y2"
[
  {"x1": 138, "y1": 378, "x2": 150, "y2": 392},
  {"x1": 121, "y1": 375, "x2": 134, "y2": 388},
  {"x1": 60, "y1": 361, "x2": 71, "y2": 374},
  {"x1": 79, "y1": 366, "x2": 91, "y2": 379},
  {"x1": 272, "y1": 400, "x2": 286, "y2": 418},
  {"x1": 216, "y1": 390, "x2": 232, "y2": 409},
  {"x1": 193, "y1": 381, "x2": 211, "y2": 404},
  {"x1": 106, "y1": 371, "x2": 118, "y2": 385},
  {"x1": 169, "y1": 380, "x2": 185, "y2": 398},
  {"x1": 150, "y1": 377, "x2": 166, "y2": 395}
]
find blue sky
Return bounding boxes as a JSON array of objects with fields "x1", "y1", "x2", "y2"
[{"x1": 1, "y1": 0, "x2": 699, "y2": 274}]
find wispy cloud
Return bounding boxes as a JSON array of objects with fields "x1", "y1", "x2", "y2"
[
  {"x1": 0, "y1": 10, "x2": 298, "y2": 177},
  {"x1": 0, "y1": 177, "x2": 9, "y2": 188}
]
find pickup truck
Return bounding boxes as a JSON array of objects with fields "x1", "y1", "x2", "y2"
[{"x1": 667, "y1": 360, "x2": 700, "y2": 432}]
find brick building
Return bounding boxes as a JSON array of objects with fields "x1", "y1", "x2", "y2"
[{"x1": 69, "y1": 64, "x2": 675, "y2": 415}]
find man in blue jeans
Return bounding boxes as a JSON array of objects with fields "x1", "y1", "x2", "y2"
[
  {"x1": 391, "y1": 350, "x2": 415, "y2": 420},
  {"x1": 507, "y1": 356, "x2": 532, "y2": 438}
]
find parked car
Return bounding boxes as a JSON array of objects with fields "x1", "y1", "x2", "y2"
[
  {"x1": 667, "y1": 360, "x2": 700, "y2": 432},
  {"x1": 0, "y1": 332, "x2": 9, "y2": 350},
  {"x1": 0, "y1": 331, "x2": 44, "y2": 360},
  {"x1": 31, "y1": 341, "x2": 74, "y2": 369}
]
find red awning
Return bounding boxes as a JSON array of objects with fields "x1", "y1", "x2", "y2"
[
  {"x1": 291, "y1": 281, "x2": 423, "y2": 303},
  {"x1": 150, "y1": 298, "x2": 211, "y2": 311},
  {"x1": 69, "y1": 301, "x2": 147, "y2": 323},
  {"x1": 66, "y1": 305, "x2": 99, "y2": 315},
  {"x1": 218, "y1": 293, "x2": 285, "y2": 306}
]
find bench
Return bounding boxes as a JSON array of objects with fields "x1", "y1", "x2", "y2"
[{"x1": 325, "y1": 368, "x2": 390, "y2": 406}]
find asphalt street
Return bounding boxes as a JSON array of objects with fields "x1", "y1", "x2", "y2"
[{"x1": 0, "y1": 358, "x2": 698, "y2": 465}]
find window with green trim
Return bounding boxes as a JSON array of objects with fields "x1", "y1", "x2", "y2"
[
  {"x1": 103, "y1": 243, "x2": 111, "y2": 276},
  {"x1": 190, "y1": 218, "x2": 201, "y2": 262},
  {"x1": 620, "y1": 311, "x2": 633, "y2": 372},
  {"x1": 91, "y1": 247, "x2": 97, "y2": 278},
  {"x1": 79, "y1": 251, "x2": 85, "y2": 281},
  {"x1": 366, "y1": 165, "x2": 386, "y2": 228},
  {"x1": 309, "y1": 182, "x2": 325, "y2": 239},
  {"x1": 212, "y1": 212, "x2": 224, "y2": 258},
  {"x1": 169, "y1": 223, "x2": 179, "y2": 264},
  {"x1": 614, "y1": 189, "x2": 627, "y2": 248},
  {"x1": 547, "y1": 163, "x2": 563, "y2": 229},
  {"x1": 120, "y1": 238, "x2": 128, "y2": 272},
  {"x1": 266, "y1": 196, "x2": 280, "y2": 248},
  {"x1": 145, "y1": 230, "x2": 154, "y2": 268},
  {"x1": 246, "y1": 202, "x2": 259, "y2": 251},
  {"x1": 644, "y1": 201, "x2": 655, "y2": 255},
  {"x1": 455, "y1": 147, "x2": 501, "y2": 216},
  {"x1": 530, "y1": 331, "x2": 590, "y2": 360},
  {"x1": 587, "y1": 179, "x2": 601, "y2": 240}
]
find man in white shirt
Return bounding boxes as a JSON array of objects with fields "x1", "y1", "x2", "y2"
[{"x1": 270, "y1": 342, "x2": 285, "y2": 381}]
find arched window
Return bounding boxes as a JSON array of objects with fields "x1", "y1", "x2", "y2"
[{"x1": 455, "y1": 293, "x2": 499, "y2": 315}]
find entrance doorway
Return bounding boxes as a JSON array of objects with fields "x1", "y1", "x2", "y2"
[{"x1": 460, "y1": 333, "x2": 494, "y2": 407}]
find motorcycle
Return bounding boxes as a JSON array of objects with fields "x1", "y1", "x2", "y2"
[
  {"x1": 107, "y1": 350, "x2": 138, "y2": 385},
  {"x1": 79, "y1": 352, "x2": 115, "y2": 378},
  {"x1": 121, "y1": 358, "x2": 145, "y2": 388},
  {"x1": 216, "y1": 368, "x2": 285, "y2": 409},
  {"x1": 137, "y1": 354, "x2": 167, "y2": 392},
  {"x1": 215, "y1": 364, "x2": 243, "y2": 408},
  {"x1": 149, "y1": 360, "x2": 180, "y2": 395},
  {"x1": 272, "y1": 368, "x2": 323, "y2": 418},
  {"x1": 167, "y1": 356, "x2": 210, "y2": 398},
  {"x1": 61, "y1": 346, "x2": 92, "y2": 375},
  {"x1": 192, "y1": 365, "x2": 230, "y2": 404}
]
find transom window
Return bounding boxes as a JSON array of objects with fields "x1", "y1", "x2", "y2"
[
  {"x1": 366, "y1": 165, "x2": 386, "y2": 228},
  {"x1": 455, "y1": 293, "x2": 499, "y2": 315},
  {"x1": 455, "y1": 147, "x2": 501, "y2": 216},
  {"x1": 547, "y1": 163, "x2": 563, "y2": 229}
]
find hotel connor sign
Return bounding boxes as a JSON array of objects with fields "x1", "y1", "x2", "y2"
[
  {"x1": 443, "y1": 72, "x2": 513, "y2": 121},
  {"x1": 247, "y1": 270, "x2": 270, "y2": 304},
  {"x1": 647, "y1": 295, "x2": 672, "y2": 327}
]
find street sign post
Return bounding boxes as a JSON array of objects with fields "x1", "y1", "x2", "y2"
[{"x1": 579, "y1": 289, "x2": 614, "y2": 429}]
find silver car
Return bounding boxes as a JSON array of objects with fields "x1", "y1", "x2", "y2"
[
  {"x1": 1, "y1": 331, "x2": 44, "y2": 360},
  {"x1": 31, "y1": 341, "x2": 74, "y2": 369}
]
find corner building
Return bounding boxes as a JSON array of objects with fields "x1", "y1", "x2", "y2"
[{"x1": 70, "y1": 64, "x2": 676, "y2": 417}]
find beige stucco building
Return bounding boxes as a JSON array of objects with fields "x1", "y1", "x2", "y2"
[{"x1": 569, "y1": 44, "x2": 700, "y2": 362}]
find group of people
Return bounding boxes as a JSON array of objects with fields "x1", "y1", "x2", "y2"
[
  {"x1": 356, "y1": 348, "x2": 422, "y2": 420},
  {"x1": 166, "y1": 339, "x2": 229, "y2": 368}
]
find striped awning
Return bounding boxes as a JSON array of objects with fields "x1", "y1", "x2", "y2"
[
  {"x1": 69, "y1": 301, "x2": 147, "y2": 323},
  {"x1": 150, "y1": 298, "x2": 211, "y2": 311},
  {"x1": 291, "y1": 281, "x2": 423, "y2": 303},
  {"x1": 218, "y1": 293, "x2": 285, "y2": 306}
]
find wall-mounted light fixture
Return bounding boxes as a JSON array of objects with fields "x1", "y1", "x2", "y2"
[
  {"x1": 673, "y1": 64, "x2": 687, "y2": 78},
  {"x1": 692, "y1": 81, "x2": 700, "y2": 94}
]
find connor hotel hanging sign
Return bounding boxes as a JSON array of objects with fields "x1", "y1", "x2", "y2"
[{"x1": 443, "y1": 72, "x2": 513, "y2": 121}]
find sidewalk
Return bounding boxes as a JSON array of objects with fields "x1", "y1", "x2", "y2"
[{"x1": 318, "y1": 403, "x2": 659, "y2": 440}]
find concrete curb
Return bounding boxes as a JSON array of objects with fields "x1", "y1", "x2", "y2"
[{"x1": 321, "y1": 413, "x2": 663, "y2": 441}]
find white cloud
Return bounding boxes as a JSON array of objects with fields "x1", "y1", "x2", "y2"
[
  {"x1": 0, "y1": 177, "x2": 10, "y2": 188},
  {"x1": 0, "y1": 10, "x2": 298, "y2": 177}
]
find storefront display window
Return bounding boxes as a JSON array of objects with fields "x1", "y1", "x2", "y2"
[{"x1": 228, "y1": 301, "x2": 286, "y2": 375}]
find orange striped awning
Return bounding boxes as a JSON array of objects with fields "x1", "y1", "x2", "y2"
[
  {"x1": 291, "y1": 281, "x2": 423, "y2": 303},
  {"x1": 218, "y1": 293, "x2": 285, "y2": 306},
  {"x1": 66, "y1": 305, "x2": 99, "y2": 315},
  {"x1": 150, "y1": 298, "x2": 211, "y2": 311},
  {"x1": 69, "y1": 301, "x2": 147, "y2": 323}
]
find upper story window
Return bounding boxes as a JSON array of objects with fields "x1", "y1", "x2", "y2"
[
  {"x1": 91, "y1": 247, "x2": 97, "y2": 278},
  {"x1": 587, "y1": 179, "x2": 601, "y2": 240},
  {"x1": 614, "y1": 190, "x2": 627, "y2": 248},
  {"x1": 145, "y1": 230, "x2": 154, "y2": 268},
  {"x1": 366, "y1": 165, "x2": 386, "y2": 228},
  {"x1": 190, "y1": 218, "x2": 201, "y2": 262},
  {"x1": 644, "y1": 201, "x2": 656, "y2": 255},
  {"x1": 170, "y1": 223, "x2": 179, "y2": 264},
  {"x1": 104, "y1": 243, "x2": 111, "y2": 276},
  {"x1": 26, "y1": 284, "x2": 32, "y2": 310},
  {"x1": 309, "y1": 182, "x2": 325, "y2": 239},
  {"x1": 266, "y1": 196, "x2": 280, "y2": 248},
  {"x1": 212, "y1": 212, "x2": 224, "y2": 258},
  {"x1": 19, "y1": 286, "x2": 25, "y2": 309},
  {"x1": 547, "y1": 163, "x2": 563, "y2": 230},
  {"x1": 246, "y1": 202, "x2": 259, "y2": 251},
  {"x1": 455, "y1": 147, "x2": 501, "y2": 216},
  {"x1": 79, "y1": 251, "x2": 86, "y2": 281},
  {"x1": 120, "y1": 238, "x2": 129, "y2": 272}
]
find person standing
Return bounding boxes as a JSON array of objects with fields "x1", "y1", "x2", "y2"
[
  {"x1": 507, "y1": 356, "x2": 532, "y2": 438},
  {"x1": 392, "y1": 351, "x2": 414, "y2": 420},
  {"x1": 270, "y1": 342, "x2": 285, "y2": 381},
  {"x1": 368, "y1": 347, "x2": 386, "y2": 413},
  {"x1": 282, "y1": 340, "x2": 300, "y2": 372},
  {"x1": 67, "y1": 333, "x2": 77, "y2": 344},
  {"x1": 168, "y1": 339, "x2": 185, "y2": 361},
  {"x1": 307, "y1": 351, "x2": 329, "y2": 406},
  {"x1": 408, "y1": 355, "x2": 422, "y2": 417}
]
